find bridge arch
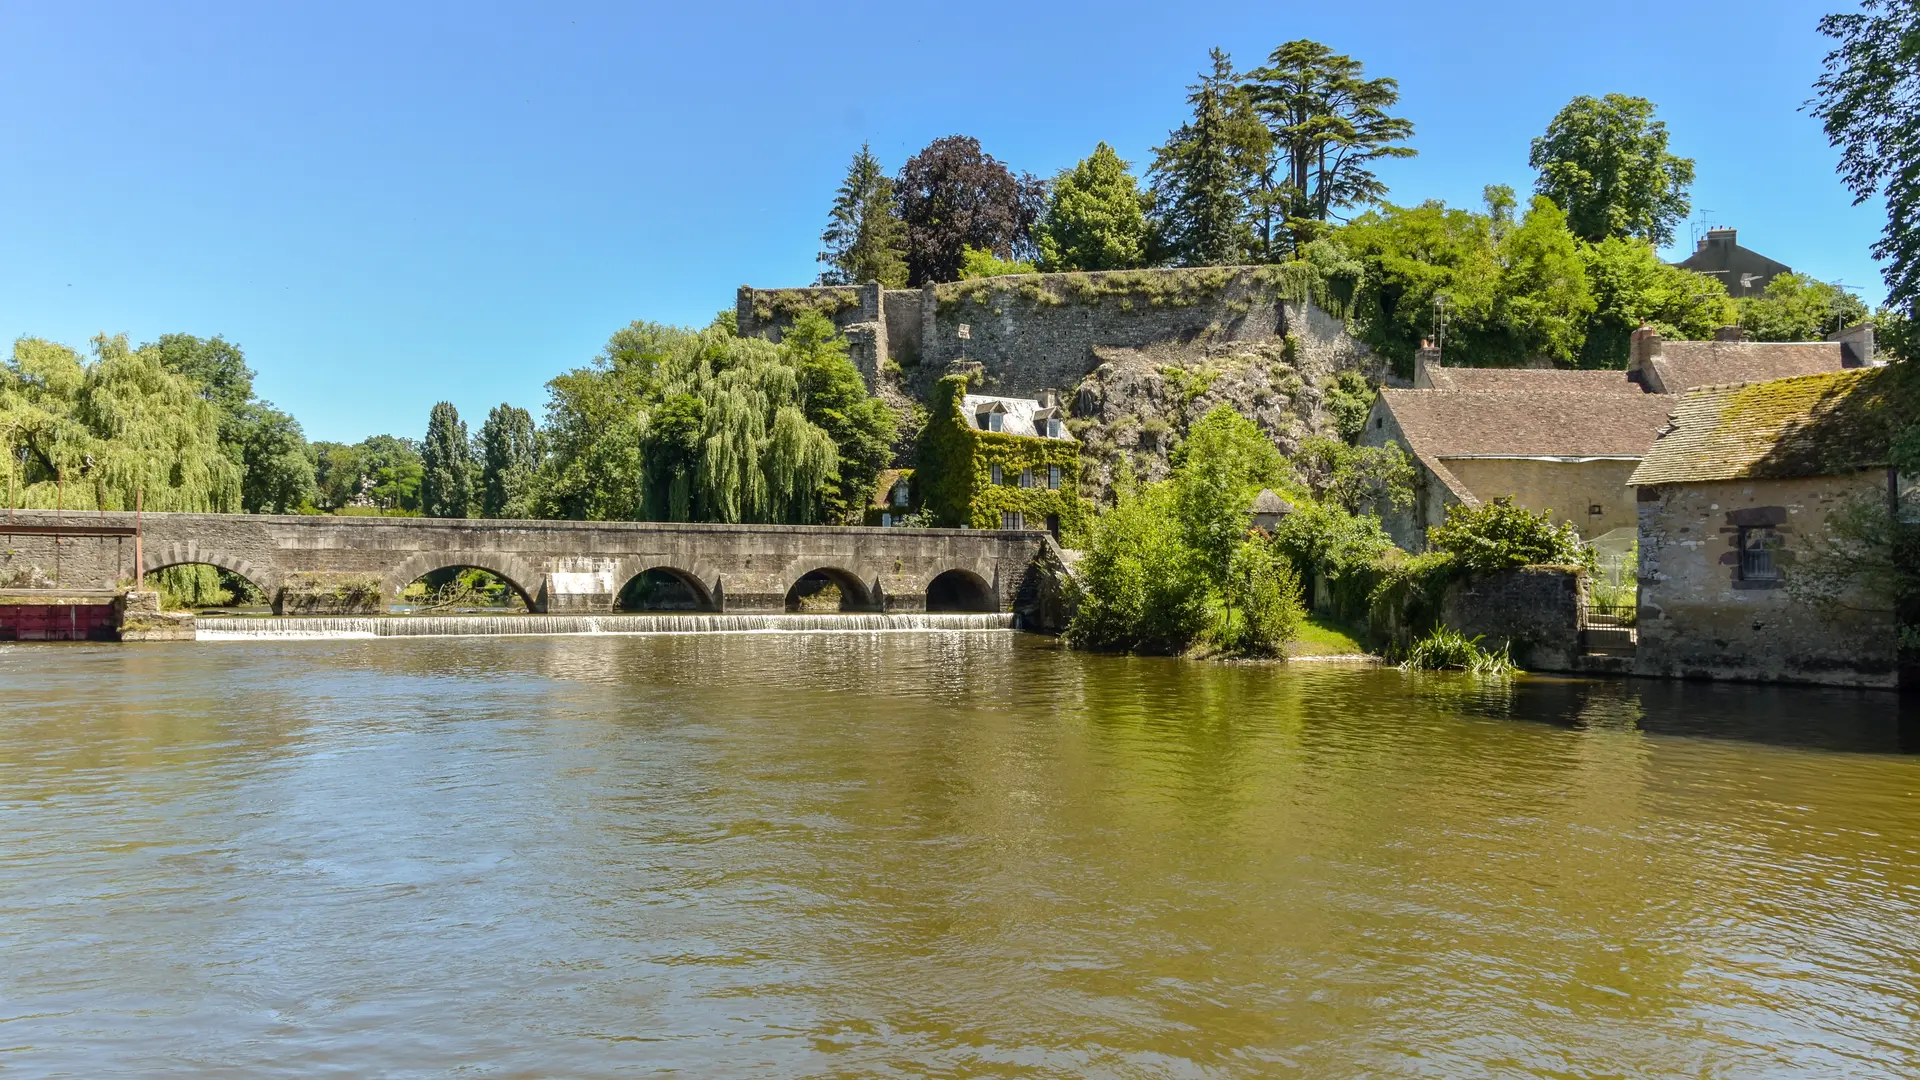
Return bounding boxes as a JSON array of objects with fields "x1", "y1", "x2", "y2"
[
  {"x1": 614, "y1": 564, "x2": 720, "y2": 612},
  {"x1": 383, "y1": 552, "x2": 540, "y2": 609},
  {"x1": 779, "y1": 561, "x2": 882, "y2": 613},
  {"x1": 141, "y1": 543, "x2": 278, "y2": 601},
  {"x1": 924, "y1": 568, "x2": 999, "y2": 613}
]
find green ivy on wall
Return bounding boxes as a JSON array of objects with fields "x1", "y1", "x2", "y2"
[
  {"x1": 914, "y1": 375, "x2": 1093, "y2": 545},
  {"x1": 750, "y1": 288, "x2": 861, "y2": 325}
]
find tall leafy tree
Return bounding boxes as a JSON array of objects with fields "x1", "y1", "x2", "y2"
[
  {"x1": 1150, "y1": 48, "x2": 1264, "y2": 266},
  {"x1": 420, "y1": 401, "x2": 473, "y2": 518},
  {"x1": 895, "y1": 135, "x2": 1046, "y2": 285},
  {"x1": 1035, "y1": 142, "x2": 1152, "y2": 271},
  {"x1": 784, "y1": 311, "x2": 896, "y2": 521},
  {"x1": 1492, "y1": 196, "x2": 1596, "y2": 365},
  {"x1": 1579, "y1": 237, "x2": 1735, "y2": 367},
  {"x1": 357, "y1": 435, "x2": 424, "y2": 513},
  {"x1": 232, "y1": 402, "x2": 315, "y2": 513},
  {"x1": 1241, "y1": 39, "x2": 1417, "y2": 256},
  {"x1": 1813, "y1": 1, "x2": 1920, "y2": 312},
  {"x1": 1736, "y1": 272, "x2": 1870, "y2": 341},
  {"x1": 1, "y1": 335, "x2": 241, "y2": 513},
  {"x1": 478, "y1": 403, "x2": 539, "y2": 518},
  {"x1": 817, "y1": 143, "x2": 909, "y2": 287},
  {"x1": 1171, "y1": 405, "x2": 1287, "y2": 589},
  {"x1": 1529, "y1": 94, "x2": 1695, "y2": 245}
]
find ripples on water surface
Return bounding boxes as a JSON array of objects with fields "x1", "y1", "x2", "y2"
[{"x1": 1, "y1": 634, "x2": 1917, "y2": 1077}]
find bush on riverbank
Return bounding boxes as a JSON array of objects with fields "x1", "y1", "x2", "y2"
[{"x1": 1398, "y1": 627, "x2": 1517, "y2": 676}]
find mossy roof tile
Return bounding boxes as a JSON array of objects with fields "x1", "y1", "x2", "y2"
[{"x1": 1627, "y1": 368, "x2": 1893, "y2": 486}]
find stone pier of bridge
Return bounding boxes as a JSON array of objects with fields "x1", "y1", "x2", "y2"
[{"x1": 0, "y1": 511, "x2": 1051, "y2": 615}]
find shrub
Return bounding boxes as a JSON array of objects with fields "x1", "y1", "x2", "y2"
[
  {"x1": 1065, "y1": 483, "x2": 1211, "y2": 654},
  {"x1": 1221, "y1": 538, "x2": 1305, "y2": 657},
  {"x1": 1426, "y1": 497, "x2": 1590, "y2": 573},
  {"x1": 1399, "y1": 626, "x2": 1517, "y2": 677},
  {"x1": 1269, "y1": 500, "x2": 1394, "y2": 615}
]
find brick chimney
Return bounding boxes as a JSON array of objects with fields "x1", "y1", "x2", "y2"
[
  {"x1": 1413, "y1": 338, "x2": 1442, "y2": 388},
  {"x1": 1713, "y1": 325, "x2": 1747, "y2": 342},
  {"x1": 1627, "y1": 324, "x2": 1662, "y2": 379},
  {"x1": 1827, "y1": 322, "x2": 1878, "y2": 368}
]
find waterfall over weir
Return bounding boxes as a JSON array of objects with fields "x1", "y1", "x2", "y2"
[{"x1": 196, "y1": 612, "x2": 1016, "y2": 640}]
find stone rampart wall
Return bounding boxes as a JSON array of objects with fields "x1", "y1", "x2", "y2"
[{"x1": 1439, "y1": 566, "x2": 1584, "y2": 672}]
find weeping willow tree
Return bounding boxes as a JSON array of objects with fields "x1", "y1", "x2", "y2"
[
  {"x1": 2, "y1": 335, "x2": 240, "y2": 512},
  {"x1": 3, "y1": 335, "x2": 244, "y2": 605}
]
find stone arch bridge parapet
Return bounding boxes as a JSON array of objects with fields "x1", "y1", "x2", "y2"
[{"x1": 2, "y1": 510, "x2": 1049, "y2": 615}]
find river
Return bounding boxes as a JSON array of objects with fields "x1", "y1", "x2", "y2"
[{"x1": 2, "y1": 631, "x2": 1916, "y2": 1077}]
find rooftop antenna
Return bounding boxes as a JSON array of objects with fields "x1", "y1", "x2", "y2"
[
  {"x1": 1432, "y1": 293, "x2": 1450, "y2": 359},
  {"x1": 1690, "y1": 212, "x2": 1718, "y2": 248},
  {"x1": 1829, "y1": 280, "x2": 1862, "y2": 334}
]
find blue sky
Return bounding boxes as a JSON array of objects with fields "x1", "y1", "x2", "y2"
[{"x1": 0, "y1": 0, "x2": 1882, "y2": 443}]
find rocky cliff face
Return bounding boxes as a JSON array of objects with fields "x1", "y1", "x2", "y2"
[{"x1": 1066, "y1": 304, "x2": 1382, "y2": 500}]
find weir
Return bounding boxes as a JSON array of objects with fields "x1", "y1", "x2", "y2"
[{"x1": 195, "y1": 612, "x2": 1016, "y2": 640}]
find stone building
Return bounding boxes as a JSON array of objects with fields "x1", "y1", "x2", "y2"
[
  {"x1": 1372, "y1": 326, "x2": 1880, "y2": 549},
  {"x1": 1628, "y1": 367, "x2": 1904, "y2": 688},
  {"x1": 915, "y1": 377, "x2": 1088, "y2": 542},
  {"x1": 1362, "y1": 389, "x2": 1676, "y2": 549},
  {"x1": 1672, "y1": 227, "x2": 1791, "y2": 298},
  {"x1": 865, "y1": 469, "x2": 916, "y2": 527}
]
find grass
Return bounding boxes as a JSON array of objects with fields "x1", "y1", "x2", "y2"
[
  {"x1": 1286, "y1": 614, "x2": 1372, "y2": 658},
  {"x1": 1398, "y1": 627, "x2": 1518, "y2": 677}
]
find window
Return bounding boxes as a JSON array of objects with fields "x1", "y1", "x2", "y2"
[
  {"x1": 1738, "y1": 526, "x2": 1782, "y2": 581},
  {"x1": 1048, "y1": 465, "x2": 1061, "y2": 490},
  {"x1": 990, "y1": 463, "x2": 1003, "y2": 485},
  {"x1": 1001, "y1": 511, "x2": 1025, "y2": 530},
  {"x1": 879, "y1": 512, "x2": 892, "y2": 527},
  {"x1": 1019, "y1": 467, "x2": 1033, "y2": 488},
  {"x1": 1900, "y1": 472, "x2": 1919, "y2": 524},
  {"x1": 1588, "y1": 504, "x2": 1603, "y2": 516},
  {"x1": 1047, "y1": 417, "x2": 1063, "y2": 438},
  {"x1": 891, "y1": 482, "x2": 909, "y2": 508},
  {"x1": 988, "y1": 412, "x2": 1004, "y2": 432}
]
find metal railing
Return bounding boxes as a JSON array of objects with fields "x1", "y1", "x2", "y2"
[{"x1": 1580, "y1": 599, "x2": 1636, "y2": 629}]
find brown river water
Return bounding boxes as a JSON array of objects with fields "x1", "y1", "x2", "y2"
[{"x1": 1, "y1": 631, "x2": 1917, "y2": 1078}]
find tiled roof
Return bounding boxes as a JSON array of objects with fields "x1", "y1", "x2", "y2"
[
  {"x1": 1423, "y1": 366, "x2": 1646, "y2": 394},
  {"x1": 1649, "y1": 340, "x2": 1844, "y2": 394},
  {"x1": 1379, "y1": 390, "x2": 1678, "y2": 459},
  {"x1": 1628, "y1": 368, "x2": 1894, "y2": 486}
]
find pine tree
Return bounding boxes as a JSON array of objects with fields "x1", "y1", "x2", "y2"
[
  {"x1": 420, "y1": 401, "x2": 472, "y2": 518},
  {"x1": 817, "y1": 143, "x2": 909, "y2": 287},
  {"x1": 1149, "y1": 49, "x2": 1264, "y2": 267},
  {"x1": 478, "y1": 403, "x2": 538, "y2": 517},
  {"x1": 1036, "y1": 143, "x2": 1151, "y2": 271}
]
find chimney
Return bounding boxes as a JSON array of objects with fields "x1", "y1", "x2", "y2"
[
  {"x1": 1713, "y1": 325, "x2": 1747, "y2": 342},
  {"x1": 1036, "y1": 387, "x2": 1060, "y2": 409},
  {"x1": 1705, "y1": 227, "x2": 1737, "y2": 248},
  {"x1": 1414, "y1": 338, "x2": 1442, "y2": 388},
  {"x1": 1628, "y1": 324, "x2": 1662, "y2": 377},
  {"x1": 1827, "y1": 322, "x2": 1878, "y2": 368}
]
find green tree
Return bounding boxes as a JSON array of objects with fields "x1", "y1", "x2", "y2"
[
  {"x1": 1320, "y1": 369, "x2": 1376, "y2": 443},
  {"x1": 1529, "y1": 94, "x2": 1694, "y2": 245},
  {"x1": 420, "y1": 402, "x2": 472, "y2": 518},
  {"x1": 1813, "y1": 1, "x2": 1920, "y2": 311},
  {"x1": 309, "y1": 441, "x2": 366, "y2": 511},
  {"x1": 1579, "y1": 237, "x2": 1735, "y2": 367},
  {"x1": 1064, "y1": 481, "x2": 1212, "y2": 654},
  {"x1": 1241, "y1": 39, "x2": 1417, "y2": 256},
  {"x1": 1737, "y1": 272, "x2": 1870, "y2": 341},
  {"x1": 1, "y1": 335, "x2": 240, "y2": 513},
  {"x1": 958, "y1": 246, "x2": 1038, "y2": 279},
  {"x1": 784, "y1": 311, "x2": 896, "y2": 522},
  {"x1": 1172, "y1": 405, "x2": 1288, "y2": 588},
  {"x1": 357, "y1": 435, "x2": 423, "y2": 513},
  {"x1": 539, "y1": 323, "x2": 660, "y2": 521},
  {"x1": 1149, "y1": 48, "x2": 1264, "y2": 266},
  {"x1": 1492, "y1": 196, "x2": 1596, "y2": 364},
  {"x1": 145, "y1": 333, "x2": 254, "y2": 415},
  {"x1": 478, "y1": 403, "x2": 539, "y2": 518},
  {"x1": 1426, "y1": 497, "x2": 1589, "y2": 573},
  {"x1": 1222, "y1": 537, "x2": 1305, "y2": 656},
  {"x1": 817, "y1": 143, "x2": 909, "y2": 287},
  {"x1": 1035, "y1": 142, "x2": 1151, "y2": 271},
  {"x1": 1294, "y1": 435, "x2": 1414, "y2": 514},
  {"x1": 231, "y1": 402, "x2": 315, "y2": 513}
]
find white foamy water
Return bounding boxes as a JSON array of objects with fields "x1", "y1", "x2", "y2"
[{"x1": 195, "y1": 611, "x2": 1015, "y2": 640}]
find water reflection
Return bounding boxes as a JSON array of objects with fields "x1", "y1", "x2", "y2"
[{"x1": 0, "y1": 636, "x2": 1915, "y2": 1077}]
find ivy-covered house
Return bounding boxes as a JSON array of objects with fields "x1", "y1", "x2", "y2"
[
  {"x1": 915, "y1": 376, "x2": 1089, "y2": 542},
  {"x1": 865, "y1": 469, "x2": 916, "y2": 527}
]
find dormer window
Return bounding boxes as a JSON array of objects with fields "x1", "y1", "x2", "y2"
[
  {"x1": 975, "y1": 401, "x2": 1008, "y2": 432},
  {"x1": 891, "y1": 482, "x2": 909, "y2": 508}
]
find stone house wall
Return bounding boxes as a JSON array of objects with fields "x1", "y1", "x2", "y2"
[
  {"x1": 1439, "y1": 566, "x2": 1584, "y2": 672},
  {"x1": 1442, "y1": 458, "x2": 1643, "y2": 539},
  {"x1": 1634, "y1": 471, "x2": 1899, "y2": 688},
  {"x1": 1360, "y1": 403, "x2": 1460, "y2": 550}
]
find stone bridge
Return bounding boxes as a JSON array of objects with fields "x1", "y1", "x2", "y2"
[{"x1": 0, "y1": 510, "x2": 1052, "y2": 614}]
